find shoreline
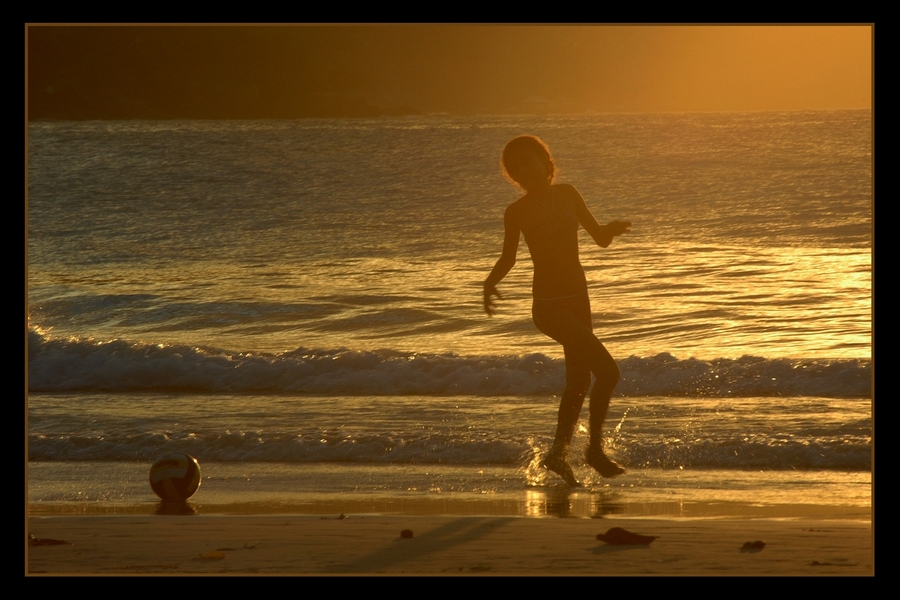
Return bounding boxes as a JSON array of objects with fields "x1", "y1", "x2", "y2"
[
  {"x1": 27, "y1": 498, "x2": 872, "y2": 521},
  {"x1": 28, "y1": 461, "x2": 872, "y2": 519},
  {"x1": 27, "y1": 514, "x2": 873, "y2": 575}
]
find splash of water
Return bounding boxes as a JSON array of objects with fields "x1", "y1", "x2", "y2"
[
  {"x1": 607, "y1": 407, "x2": 631, "y2": 450},
  {"x1": 523, "y1": 437, "x2": 548, "y2": 487}
]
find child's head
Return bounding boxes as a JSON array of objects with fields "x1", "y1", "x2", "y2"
[{"x1": 501, "y1": 135, "x2": 557, "y2": 189}]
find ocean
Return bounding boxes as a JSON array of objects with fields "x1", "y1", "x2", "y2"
[{"x1": 27, "y1": 111, "x2": 871, "y2": 519}]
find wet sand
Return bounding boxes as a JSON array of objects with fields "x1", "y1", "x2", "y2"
[{"x1": 27, "y1": 514, "x2": 872, "y2": 575}]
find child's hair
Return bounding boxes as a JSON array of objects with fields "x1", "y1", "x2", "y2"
[{"x1": 501, "y1": 135, "x2": 557, "y2": 187}]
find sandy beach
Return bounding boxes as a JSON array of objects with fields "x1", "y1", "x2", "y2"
[{"x1": 27, "y1": 514, "x2": 872, "y2": 575}]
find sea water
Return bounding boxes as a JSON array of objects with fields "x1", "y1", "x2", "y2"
[{"x1": 27, "y1": 111, "x2": 871, "y2": 518}]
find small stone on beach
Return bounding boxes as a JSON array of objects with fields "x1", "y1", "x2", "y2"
[
  {"x1": 595, "y1": 527, "x2": 657, "y2": 545},
  {"x1": 741, "y1": 540, "x2": 766, "y2": 552}
]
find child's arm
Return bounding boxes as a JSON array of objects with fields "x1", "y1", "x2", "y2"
[
  {"x1": 568, "y1": 185, "x2": 631, "y2": 248},
  {"x1": 484, "y1": 206, "x2": 520, "y2": 316}
]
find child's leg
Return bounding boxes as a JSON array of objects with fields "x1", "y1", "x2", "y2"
[
  {"x1": 585, "y1": 340, "x2": 620, "y2": 451},
  {"x1": 552, "y1": 348, "x2": 591, "y2": 450},
  {"x1": 542, "y1": 349, "x2": 591, "y2": 485}
]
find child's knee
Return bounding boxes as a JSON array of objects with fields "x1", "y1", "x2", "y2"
[
  {"x1": 610, "y1": 361, "x2": 621, "y2": 384},
  {"x1": 565, "y1": 377, "x2": 591, "y2": 399},
  {"x1": 595, "y1": 359, "x2": 620, "y2": 392}
]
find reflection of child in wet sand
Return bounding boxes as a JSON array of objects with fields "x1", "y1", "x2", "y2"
[{"x1": 484, "y1": 135, "x2": 631, "y2": 486}]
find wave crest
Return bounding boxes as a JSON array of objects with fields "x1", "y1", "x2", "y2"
[{"x1": 27, "y1": 331, "x2": 871, "y2": 397}]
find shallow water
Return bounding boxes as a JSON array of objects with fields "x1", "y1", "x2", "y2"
[{"x1": 28, "y1": 393, "x2": 871, "y2": 518}]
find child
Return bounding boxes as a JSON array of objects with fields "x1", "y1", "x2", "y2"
[{"x1": 484, "y1": 135, "x2": 631, "y2": 485}]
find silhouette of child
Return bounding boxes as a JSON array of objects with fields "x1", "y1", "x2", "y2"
[{"x1": 484, "y1": 135, "x2": 631, "y2": 485}]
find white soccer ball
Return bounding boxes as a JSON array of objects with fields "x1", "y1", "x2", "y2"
[{"x1": 149, "y1": 453, "x2": 202, "y2": 501}]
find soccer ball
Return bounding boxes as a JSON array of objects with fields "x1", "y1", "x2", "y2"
[{"x1": 149, "y1": 453, "x2": 202, "y2": 501}]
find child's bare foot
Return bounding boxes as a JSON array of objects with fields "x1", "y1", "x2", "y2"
[
  {"x1": 585, "y1": 447, "x2": 625, "y2": 478},
  {"x1": 541, "y1": 448, "x2": 581, "y2": 486}
]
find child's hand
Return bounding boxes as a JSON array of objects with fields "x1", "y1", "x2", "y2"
[
  {"x1": 484, "y1": 283, "x2": 501, "y2": 316},
  {"x1": 608, "y1": 220, "x2": 632, "y2": 236}
]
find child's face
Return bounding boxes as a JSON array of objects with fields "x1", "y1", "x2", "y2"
[{"x1": 513, "y1": 150, "x2": 550, "y2": 190}]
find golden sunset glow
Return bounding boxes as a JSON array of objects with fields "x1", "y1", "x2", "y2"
[{"x1": 28, "y1": 25, "x2": 871, "y2": 119}]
